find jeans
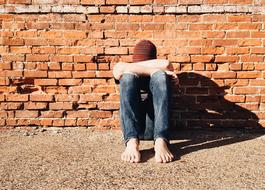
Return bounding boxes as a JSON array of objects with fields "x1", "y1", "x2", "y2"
[{"x1": 119, "y1": 70, "x2": 170, "y2": 145}]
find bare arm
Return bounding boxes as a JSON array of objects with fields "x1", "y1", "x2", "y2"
[
  {"x1": 133, "y1": 59, "x2": 172, "y2": 70},
  {"x1": 113, "y1": 59, "x2": 177, "y2": 80},
  {"x1": 113, "y1": 62, "x2": 160, "y2": 80}
]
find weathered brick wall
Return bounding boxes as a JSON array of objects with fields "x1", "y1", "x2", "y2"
[{"x1": 1, "y1": 0, "x2": 265, "y2": 129}]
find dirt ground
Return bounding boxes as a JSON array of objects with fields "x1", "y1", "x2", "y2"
[{"x1": 0, "y1": 127, "x2": 264, "y2": 190}]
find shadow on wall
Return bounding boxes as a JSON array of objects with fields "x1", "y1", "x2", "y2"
[
  {"x1": 170, "y1": 72, "x2": 262, "y2": 130},
  {"x1": 140, "y1": 72, "x2": 265, "y2": 162}
]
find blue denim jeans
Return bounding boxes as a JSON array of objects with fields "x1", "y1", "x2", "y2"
[{"x1": 119, "y1": 70, "x2": 170, "y2": 145}]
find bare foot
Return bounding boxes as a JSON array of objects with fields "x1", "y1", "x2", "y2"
[
  {"x1": 154, "y1": 138, "x2": 174, "y2": 163},
  {"x1": 121, "y1": 138, "x2": 141, "y2": 163}
]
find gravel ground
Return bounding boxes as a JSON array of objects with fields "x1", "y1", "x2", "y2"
[{"x1": 0, "y1": 127, "x2": 264, "y2": 190}]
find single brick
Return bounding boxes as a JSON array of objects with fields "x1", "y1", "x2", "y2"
[
  {"x1": 24, "y1": 102, "x2": 48, "y2": 110},
  {"x1": 16, "y1": 110, "x2": 39, "y2": 118},
  {"x1": 67, "y1": 111, "x2": 90, "y2": 118},
  {"x1": 24, "y1": 71, "x2": 48, "y2": 78},
  {"x1": 40, "y1": 111, "x2": 64, "y2": 118},
  {"x1": 6, "y1": 94, "x2": 28, "y2": 102},
  {"x1": 30, "y1": 94, "x2": 54, "y2": 102},
  {"x1": 59, "y1": 79, "x2": 82, "y2": 86},
  {"x1": 49, "y1": 102, "x2": 73, "y2": 110}
]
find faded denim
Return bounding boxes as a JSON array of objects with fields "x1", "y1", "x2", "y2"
[{"x1": 119, "y1": 70, "x2": 170, "y2": 146}]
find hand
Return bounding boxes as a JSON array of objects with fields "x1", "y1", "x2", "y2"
[
  {"x1": 113, "y1": 62, "x2": 126, "y2": 80},
  {"x1": 165, "y1": 70, "x2": 179, "y2": 86}
]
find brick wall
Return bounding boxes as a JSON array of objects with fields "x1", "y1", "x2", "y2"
[{"x1": 1, "y1": 0, "x2": 265, "y2": 129}]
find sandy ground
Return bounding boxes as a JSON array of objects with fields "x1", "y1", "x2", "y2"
[{"x1": 0, "y1": 127, "x2": 264, "y2": 190}]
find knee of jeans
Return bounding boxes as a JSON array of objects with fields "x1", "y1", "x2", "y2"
[
  {"x1": 150, "y1": 70, "x2": 168, "y2": 87},
  {"x1": 120, "y1": 73, "x2": 138, "y2": 89}
]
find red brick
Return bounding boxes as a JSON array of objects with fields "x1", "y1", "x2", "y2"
[
  {"x1": 81, "y1": 0, "x2": 105, "y2": 4},
  {"x1": 24, "y1": 71, "x2": 48, "y2": 78},
  {"x1": 142, "y1": 24, "x2": 164, "y2": 30},
  {"x1": 72, "y1": 71, "x2": 96, "y2": 78},
  {"x1": 0, "y1": 94, "x2": 4, "y2": 101},
  {"x1": 130, "y1": 0, "x2": 152, "y2": 4},
  {"x1": 191, "y1": 56, "x2": 214, "y2": 63},
  {"x1": 93, "y1": 86, "x2": 116, "y2": 93},
  {"x1": 40, "y1": 111, "x2": 64, "y2": 118},
  {"x1": 250, "y1": 79, "x2": 265, "y2": 86},
  {"x1": 62, "y1": 63, "x2": 73, "y2": 71},
  {"x1": 26, "y1": 22, "x2": 49, "y2": 30},
  {"x1": 2, "y1": 38, "x2": 24, "y2": 46},
  {"x1": 40, "y1": 119, "x2": 53, "y2": 126},
  {"x1": 63, "y1": 31, "x2": 86, "y2": 39},
  {"x1": 6, "y1": 119, "x2": 16, "y2": 126},
  {"x1": 230, "y1": 63, "x2": 242, "y2": 71},
  {"x1": 99, "y1": 119, "x2": 119, "y2": 128},
  {"x1": 237, "y1": 71, "x2": 262, "y2": 79},
  {"x1": 224, "y1": 95, "x2": 245, "y2": 103},
  {"x1": 212, "y1": 72, "x2": 236, "y2": 79},
  {"x1": 1, "y1": 103, "x2": 23, "y2": 110},
  {"x1": 50, "y1": 56, "x2": 73, "y2": 62},
  {"x1": 34, "y1": 79, "x2": 57, "y2": 86},
  {"x1": 16, "y1": 111, "x2": 39, "y2": 118},
  {"x1": 0, "y1": 119, "x2": 5, "y2": 126},
  {"x1": 0, "y1": 111, "x2": 7, "y2": 118},
  {"x1": 239, "y1": 39, "x2": 262, "y2": 46},
  {"x1": 245, "y1": 96, "x2": 260, "y2": 103},
  {"x1": 74, "y1": 55, "x2": 93, "y2": 63},
  {"x1": 226, "y1": 31, "x2": 250, "y2": 38},
  {"x1": 2, "y1": 55, "x2": 25, "y2": 62},
  {"x1": 52, "y1": 119, "x2": 64, "y2": 127},
  {"x1": 234, "y1": 87, "x2": 258, "y2": 95},
  {"x1": 215, "y1": 56, "x2": 238, "y2": 63},
  {"x1": 226, "y1": 48, "x2": 249, "y2": 55},
  {"x1": 7, "y1": 0, "x2": 31, "y2": 4},
  {"x1": 74, "y1": 64, "x2": 86, "y2": 71},
  {"x1": 116, "y1": 24, "x2": 140, "y2": 31},
  {"x1": 98, "y1": 63, "x2": 109, "y2": 70},
  {"x1": 24, "y1": 102, "x2": 48, "y2": 110},
  {"x1": 97, "y1": 102, "x2": 120, "y2": 110},
  {"x1": 228, "y1": 15, "x2": 251, "y2": 22},
  {"x1": 10, "y1": 47, "x2": 31, "y2": 54},
  {"x1": 106, "y1": 0, "x2": 128, "y2": 4},
  {"x1": 48, "y1": 63, "x2": 61, "y2": 70},
  {"x1": 59, "y1": 79, "x2": 82, "y2": 86},
  {"x1": 64, "y1": 119, "x2": 76, "y2": 126},
  {"x1": 48, "y1": 71, "x2": 72, "y2": 78},
  {"x1": 55, "y1": 94, "x2": 79, "y2": 102},
  {"x1": 30, "y1": 94, "x2": 54, "y2": 102},
  {"x1": 32, "y1": 47, "x2": 56, "y2": 54},
  {"x1": 96, "y1": 71, "x2": 113, "y2": 78},
  {"x1": 6, "y1": 94, "x2": 28, "y2": 102},
  {"x1": 79, "y1": 94, "x2": 104, "y2": 102},
  {"x1": 67, "y1": 111, "x2": 90, "y2": 118},
  {"x1": 189, "y1": 24, "x2": 213, "y2": 30},
  {"x1": 49, "y1": 102, "x2": 73, "y2": 110},
  {"x1": 68, "y1": 86, "x2": 92, "y2": 94},
  {"x1": 89, "y1": 111, "x2": 112, "y2": 118},
  {"x1": 100, "y1": 6, "x2": 115, "y2": 13},
  {"x1": 241, "y1": 55, "x2": 263, "y2": 63}
]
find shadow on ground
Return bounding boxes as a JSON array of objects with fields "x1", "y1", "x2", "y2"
[{"x1": 140, "y1": 72, "x2": 265, "y2": 162}]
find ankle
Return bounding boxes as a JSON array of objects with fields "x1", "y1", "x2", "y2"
[
  {"x1": 127, "y1": 138, "x2": 139, "y2": 147},
  {"x1": 154, "y1": 137, "x2": 167, "y2": 145}
]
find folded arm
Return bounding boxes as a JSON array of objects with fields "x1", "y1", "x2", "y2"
[{"x1": 113, "y1": 59, "x2": 176, "y2": 80}]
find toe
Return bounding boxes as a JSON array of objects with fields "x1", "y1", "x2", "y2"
[{"x1": 126, "y1": 155, "x2": 130, "y2": 162}]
